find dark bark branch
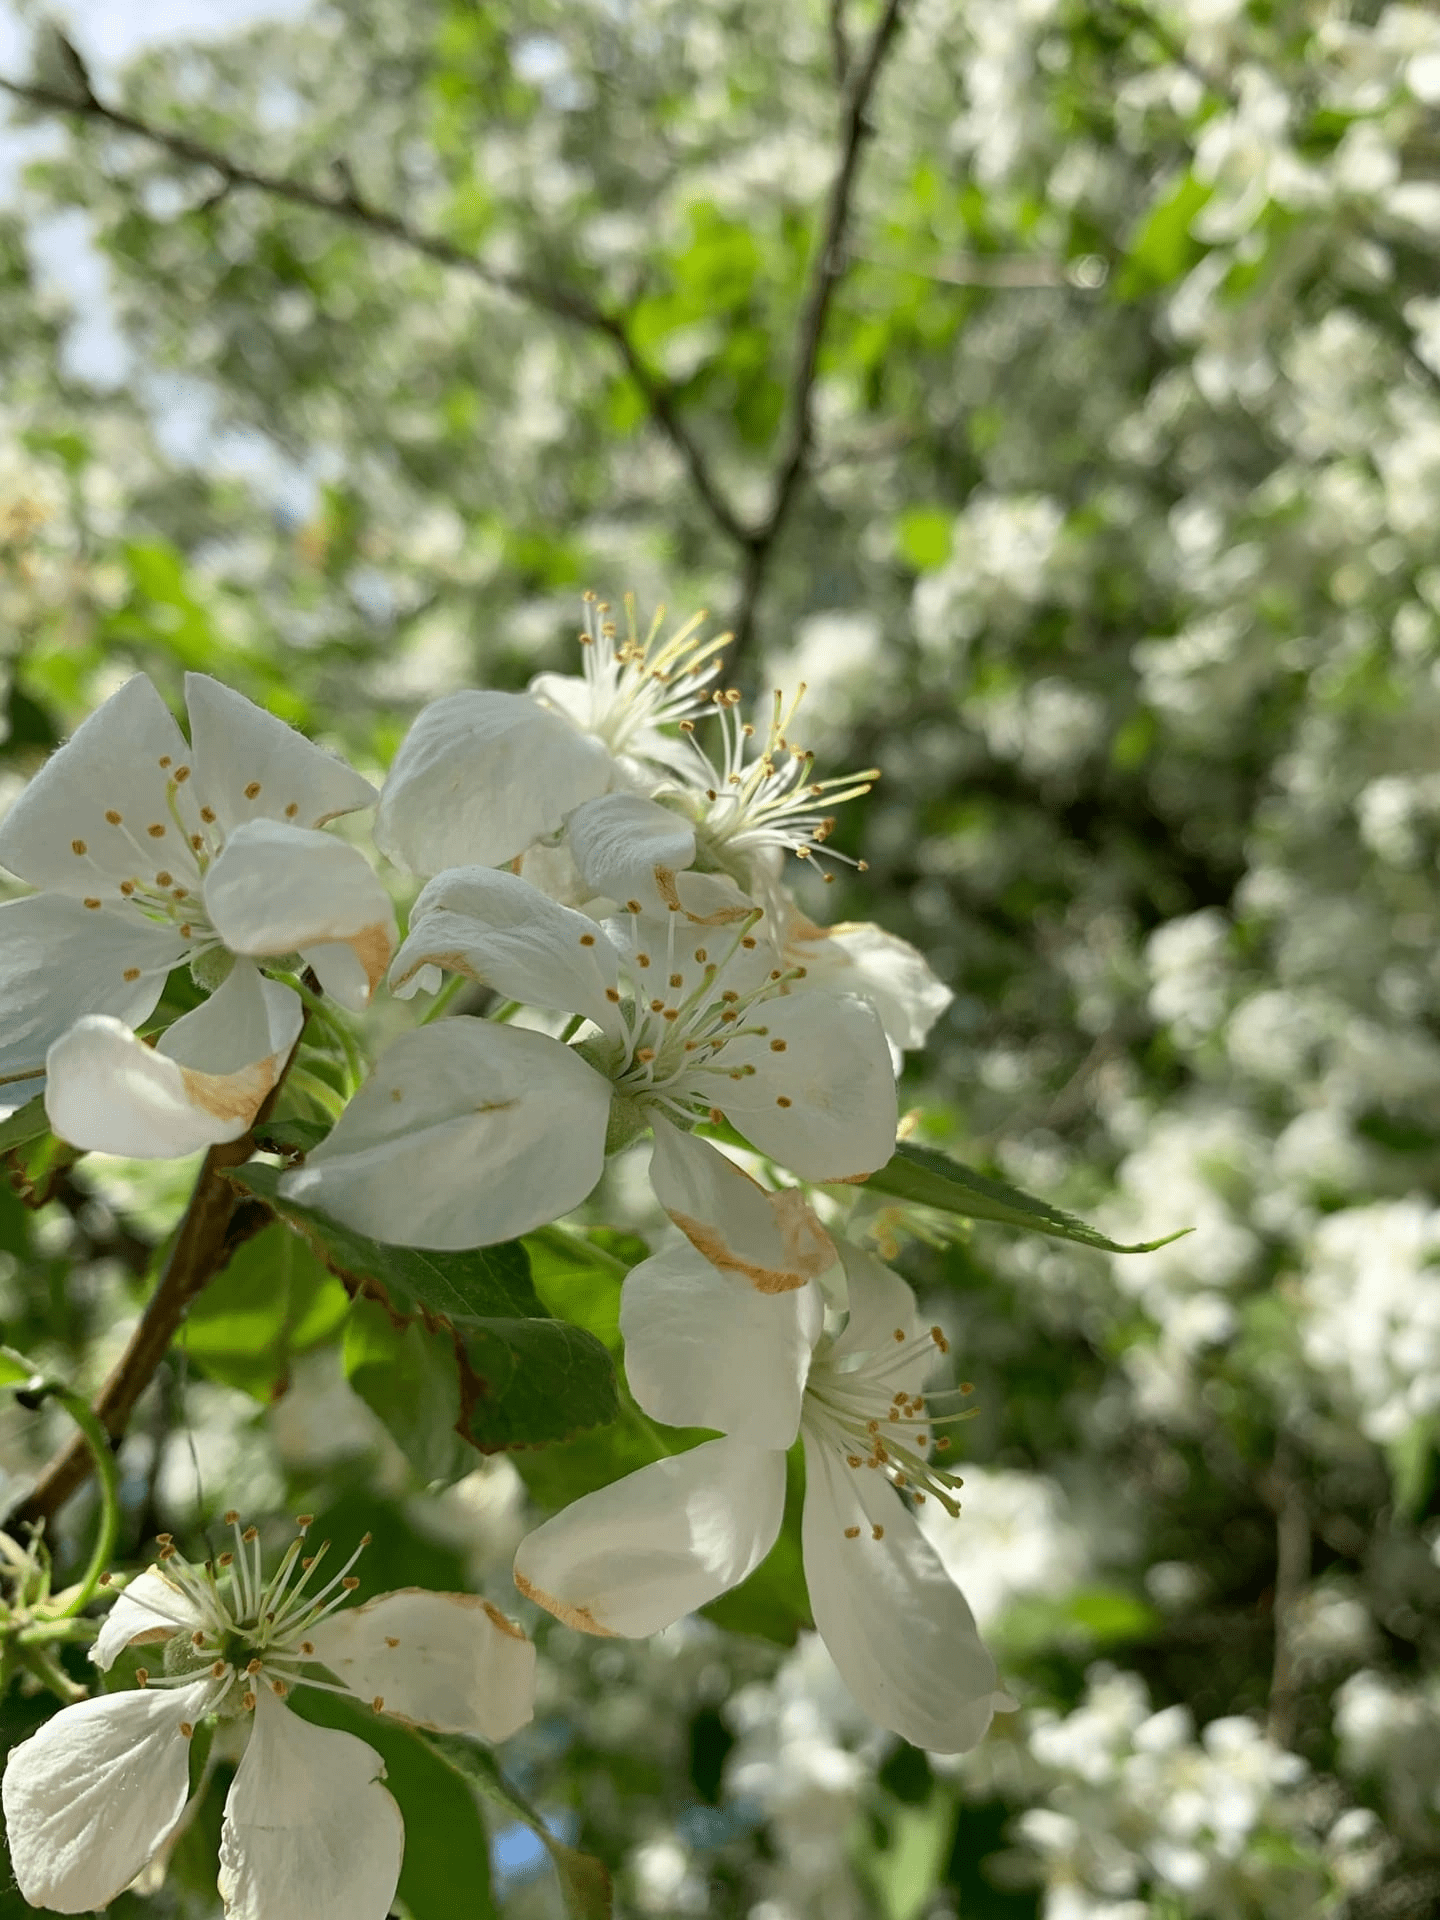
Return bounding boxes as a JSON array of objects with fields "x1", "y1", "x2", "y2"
[
  {"x1": 0, "y1": 73, "x2": 748, "y2": 552},
  {"x1": 727, "y1": 0, "x2": 908, "y2": 668},
  {"x1": 827, "y1": 0, "x2": 851, "y2": 86}
]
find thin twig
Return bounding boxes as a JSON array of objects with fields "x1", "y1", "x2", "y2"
[
  {"x1": 828, "y1": 0, "x2": 851, "y2": 86},
  {"x1": 727, "y1": 0, "x2": 908, "y2": 667},
  {"x1": 8, "y1": 1009, "x2": 307, "y2": 1532},
  {"x1": 0, "y1": 72, "x2": 746, "y2": 553}
]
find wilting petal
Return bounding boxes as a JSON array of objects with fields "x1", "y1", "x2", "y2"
[
  {"x1": 790, "y1": 918, "x2": 953, "y2": 1057},
  {"x1": 202, "y1": 819, "x2": 396, "y2": 1011},
  {"x1": 309, "y1": 1589, "x2": 535, "y2": 1742},
  {"x1": 0, "y1": 674, "x2": 191, "y2": 899},
  {"x1": 218, "y1": 1690, "x2": 401, "y2": 1920},
  {"x1": 390, "y1": 866, "x2": 621, "y2": 1036},
  {"x1": 620, "y1": 1244, "x2": 821, "y2": 1449},
  {"x1": 565, "y1": 793, "x2": 696, "y2": 910},
  {"x1": 91, "y1": 1568, "x2": 198, "y2": 1671},
  {"x1": 718, "y1": 990, "x2": 897, "y2": 1182},
  {"x1": 280, "y1": 1019, "x2": 610, "y2": 1248},
  {"x1": 185, "y1": 673, "x2": 376, "y2": 832},
  {"x1": 514, "y1": 1437, "x2": 786, "y2": 1638},
  {"x1": 2, "y1": 1680, "x2": 214, "y2": 1913},
  {"x1": 375, "y1": 690, "x2": 613, "y2": 877},
  {"x1": 801, "y1": 1435, "x2": 1003, "y2": 1753},
  {"x1": 46, "y1": 964, "x2": 303, "y2": 1158},
  {"x1": 648, "y1": 1120, "x2": 836, "y2": 1294},
  {"x1": 0, "y1": 894, "x2": 184, "y2": 1084}
]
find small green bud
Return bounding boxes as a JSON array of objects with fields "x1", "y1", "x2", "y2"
[{"x1": 190, "y1": 947, "x2": 235, "y2": 992}]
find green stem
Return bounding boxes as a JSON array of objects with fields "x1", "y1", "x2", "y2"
[
  {"x1": 0, "y1": 1067, "x2": 45, "y2": 1088},
  {"x1": 418, "y1": 972, "x2": 469, "y2": 1024},
  {"x1": 280, "y1": 974, "x2": 364, "y2": 1091},
  {"x1": 46, "y1": 1391, "x2": 120, "y2": 1619}
]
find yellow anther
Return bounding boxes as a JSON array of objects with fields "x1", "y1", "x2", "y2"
[
  {"x1": 147, "y1": 823, "x2": 166, "y2": 838},
  {"x1": 71, "y1": 838, "x2": 87, "y2": 854},
  {"x1": 105, "y1": 809, "x2": 122, "y2": 825},
  {"x1": 844, "y1": 1526, "x2": 861, "y2": 1540},
  {"x1": 580, "y1": 933, "x2": 596, "y2": 947},
  {"x1": 180, "y1": 1722, "x2": 194, "y2": 1738},
  {"x1": 136, "y1": 1669, "x2": 150, "y2": 1687},
  {"x1": 871, "y1": 1524, "x2": 885, "y2": 1541},
  {"x1": 244, "y1": 782, "x2": 262, "y2": 799}
]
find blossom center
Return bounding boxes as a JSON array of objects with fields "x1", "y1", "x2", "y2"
[
  {"x1": 677, "y1": 685, "x2": 878, "y2": 881},
  {"x1": 599, "y1": 906, "x2": 805, "y2": 1126},
  {"x1": 802, "y1": 1324, "x2": 972, "y2": 1522},
  {"x1": 567, "y1": 591, "x2": 727, "y2": 757},
  {"x1": 136, "y1": 1514, "x2": 370, "y2": 1718}
]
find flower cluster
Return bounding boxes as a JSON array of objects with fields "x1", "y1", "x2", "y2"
[
  {"x1": 0, "y1": 598, "x2": 1002, "y2": 1914},
  {"x1": 1, "y1": 1516, "x2": 534, "y2": 1916}
]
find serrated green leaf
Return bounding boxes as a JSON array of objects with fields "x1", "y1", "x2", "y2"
[
  {"x1": 0, "y1": 1097, "x2": 50, "y2": 1157},
  {"x1": 457, "y1": 1316, "x2": 619, "y2": 1450},
  {"x1": 422, "y1": 1733, "x2": 612, "y2": 1920},
  {"x1": 862, "y1": 1141, "x2": 1187, "y2": 1254},
  {"x1": 225, "y1": 1161, "x2": 547, "y2": 1319},
  {"x1": 229, "y1": 1166, "x2": 620, "y2": 1450}
]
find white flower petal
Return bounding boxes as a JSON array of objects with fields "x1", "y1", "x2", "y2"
[
  {"x1": 718, "y1": 990, "x2": 898, "y2": 1181},
  {"x1": 791, "y1": 918, "x2": 953, "y2": 1055},
  {"x1": 0, "y1": 894, "x2": 184, "y2": 1082},
  {"x1": 801, "y1": 1434, "x2": 1002, "y2": 1753},
  {"x1": 309, "y1": 1589, "x2": 535, "y2": 1742},
  {"x1": 830, "y1": 1241, "x2": 920, "y2": 1360},
  {"x1": 46, "y1": 965, "x2": 302, "y2": 1158},
  {"x1": 280, "y1": 1019, "x2": 610, "y2": 1248},
  {"x1": 202, "y1": 819, "x2": 396, "y2": 1010},
  {"x1": 184, "y1": 674, "x2": 376, "y2": 832},
  {"x1": 390, "y1": 865, "x2": 621, "y2": 1035},
  {"x1": 647, "y1": 1121, "x2": 837, "y2": 1293},
  {"x1": 1, "y1": 1680, "x2": 213, "y2": 1912},
  {"x1": 620, "y1": 1244, "x2": 821, "y2": 1449},
  {"x1": 565, "y1": 793, "x2": 696, "y2": 910},
  {"x1": 218, "y1": 1689, "x2": 402, "y2": 1920},
  {"x1": 0, "y1": 674, "x2": 190, "y2": 898},
  {"x1": 90, "y1": 1568, "x2": 199, "y2": 1671},
  {"x1": 513, "y1": 1437, "x2": 786, "y2": 1637},
  {"x1": 375, "y1": 690, "x2": 613, "y2": 877}
]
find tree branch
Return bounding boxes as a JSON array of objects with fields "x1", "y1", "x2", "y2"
[
  {"x1": 727, "y1": 0, "x2": 908, "y2": 668},
  {"x1": 0, "y1": 72, "x2": 748, "y2": 552},
  {"x1": 9, "y1": 1136, "x2": 256, "y2": 1530}
]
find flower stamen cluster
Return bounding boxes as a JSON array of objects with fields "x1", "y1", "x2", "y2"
[{"x1": 679, "y1": 683, "x2": 878, "y2": 880}]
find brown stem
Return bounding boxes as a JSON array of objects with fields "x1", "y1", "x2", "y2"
[
  {"x1": 9, "y1": 1136, "x2": 254, "y2": 1530},
  {"x1": 0, "y1": 73, "x2": 745, "y2": 558},
  {"x1": 9, "y1": 1008, "x2": 308, "y2": 1533},
  {"x1": 727, "y1": 0, "x2": 908, "y2": 669}
]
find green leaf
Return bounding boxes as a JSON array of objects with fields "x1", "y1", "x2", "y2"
[
  {"x1": 1115, "y1": 170, "x2": 1212, "y2": 298},
  {"x1": 225, "y1": 1162, "x2": 547, "y2": 1320},
  {"x1": 251, "y1": 1114, "x2": 333, "y2": 1159},
  {"x1": 343, "y1": 1295, "x2": 474, "y2": 1483},
  {"x1": 422, "y1": 1733, "x2": 612, "y2": 1920},
  {"x1": 0, "y1": 1345, "x2": 40, "y2": 1389},
  {"x1": 525, "y1": 1226, "x2": 640, "y2": 1354},
  {"x1": 181, "y1": 1221, "x2": 349, "y2": 1399},
  {"x1": 457, "y1": 1317, "x2": 619, "y2": 1450},
  {"x1": 895, "y1": 506, "x2": 953, "y2": 572},
  {"x1": 289, "y1": 1692, "x2": 498, "y2": 1920},
  {"x1": 226, "y1": 1167, "x2": 620, "y2": 1451},
  {"x1": 0, "y1": 1097, "x2": 50, "y2": 1157},
  {"x1": 862, "y1": 1141, "x2": 1188, "y2": 1254}
]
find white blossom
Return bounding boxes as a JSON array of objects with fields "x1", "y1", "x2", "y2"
[
  {"x1": 0, "y1": 674, "x2": 394, "y2": 1154},
  {"x1": 283, "y1": 865, "x2": 896, "y2": 1271},
  {"x1": 511, "y1": 1240, "x2": 1010, "y2": 1752},
  {"x1": 0, "y1": 1516, "x2": 534, "y2": 1918}
]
